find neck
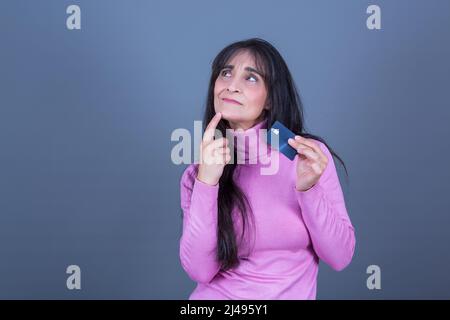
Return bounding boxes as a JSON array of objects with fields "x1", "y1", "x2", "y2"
[{"x1": 227, "y1": 114, "x2": 267, "y2": 131}]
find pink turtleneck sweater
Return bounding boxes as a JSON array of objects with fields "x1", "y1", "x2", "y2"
[{"x1": 179, "y1": 118, "x2": 355, "y2": 300}]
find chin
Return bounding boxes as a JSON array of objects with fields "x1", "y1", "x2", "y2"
[{"x1": 218, "y1": 110, "x2": 245, "y2": 122}]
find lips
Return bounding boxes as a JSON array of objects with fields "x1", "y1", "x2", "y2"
[{"x1": 222, "y1": 98, "x2": 242, "y2": 105}]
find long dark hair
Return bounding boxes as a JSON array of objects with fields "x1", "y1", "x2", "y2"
[{"x1": 200, "y1": 38, "x2": 348, "y2": 271}]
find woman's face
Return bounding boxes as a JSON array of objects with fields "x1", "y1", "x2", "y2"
[{"x1": 214, "y1": 50, "x2": 268, "y2": 130}]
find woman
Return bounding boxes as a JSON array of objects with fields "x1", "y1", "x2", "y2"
[{"x1": 179, "y1": 38, "x2": 355, "y2": 300}]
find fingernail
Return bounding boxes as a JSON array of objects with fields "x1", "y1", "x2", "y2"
[{"x1": 295, "y1": 136, "x2": 301, "y2": 140}]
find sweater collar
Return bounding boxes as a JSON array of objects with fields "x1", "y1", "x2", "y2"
[{"x1": 228, "y1": 118, "x2": 270, "y2": 164}]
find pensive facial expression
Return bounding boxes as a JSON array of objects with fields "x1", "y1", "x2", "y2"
[{"x1": 214, "y1": 50, "x2": 269, "y2": 130}]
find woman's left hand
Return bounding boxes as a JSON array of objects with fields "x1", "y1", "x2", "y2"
[{"x1": 288, "y1": 136, "x2": 329, "y2": 192}]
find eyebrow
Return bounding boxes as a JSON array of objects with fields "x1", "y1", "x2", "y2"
[{"x1": 222, "y1": 64, "x2": 264, "y2": 78}]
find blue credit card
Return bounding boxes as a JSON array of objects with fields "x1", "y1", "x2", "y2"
[{"x1": 267, "y1": 120, "x2": 298, "y2": 161}]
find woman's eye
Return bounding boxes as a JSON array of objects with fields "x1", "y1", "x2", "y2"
[
  {"x1": 221, "y1": 70, "x2": 231, "y2": 77},
  {"x1": 247, "y1": 74, "x2": 258, "y2": 82}
]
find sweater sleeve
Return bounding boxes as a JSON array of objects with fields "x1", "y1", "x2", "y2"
[
  {"x1": 294, "y1": 141, "x2": 356, "y2": 271},
  {"x1": 179, "y1": 165, "x2": 221, "y2": 283}
]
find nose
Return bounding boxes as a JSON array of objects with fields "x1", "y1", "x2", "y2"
[{"x1": 226, "y1": 77, "x2": 241, "y2": 93}]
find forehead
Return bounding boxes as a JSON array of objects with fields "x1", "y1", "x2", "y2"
[{"x1": 226, "y1": 50, "x2": 256, "y2": 68}]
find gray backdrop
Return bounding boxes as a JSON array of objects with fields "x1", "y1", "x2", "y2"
[{"x1": 1, "y1": 0, "x2": 449, "y2": 299}]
